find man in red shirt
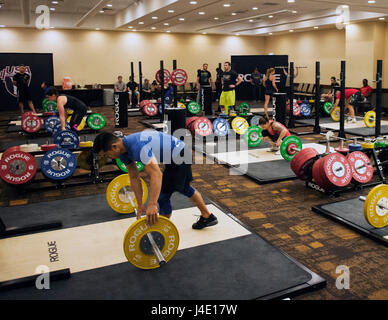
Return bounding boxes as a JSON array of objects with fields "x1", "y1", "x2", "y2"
[
  {"x1": 329, "y1": 88, "x2": 363, "y2": 124},
  {"x1": 360, "y1": 79, "x2": 373, "y2": 99}
]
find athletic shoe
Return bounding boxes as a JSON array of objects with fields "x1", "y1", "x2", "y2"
[
  {"x1": 267, "y1": 146, "x2": 279, "y2": 152},
  {"x1": 192, "y1": 214, "x2": 218, "y2": 230}
]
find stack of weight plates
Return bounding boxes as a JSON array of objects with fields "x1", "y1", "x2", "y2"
[{"x1": 312, "y1": 153, "x2": 352, "y2": 190}]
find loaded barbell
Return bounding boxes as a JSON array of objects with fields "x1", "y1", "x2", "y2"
[
  {"x1": 330, "y1": 107, "x2": 377, "y2": 128},
  {"x1": 106, "y1": 174, "x2": 179, "y2": 269}
]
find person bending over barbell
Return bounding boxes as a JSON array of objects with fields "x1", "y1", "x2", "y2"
[
  {"x1": 46, "y1": 87, "x2": 88, "y2": 132},
  {"x1": 259, "y1": 116, "x2": 291, "y2": 151},
  {"x1": 93, "y1": 131, "x2": 218, "y2": 229},
  {"x1": 330, "y1": 88, "x2": 363, "y2": 124}
]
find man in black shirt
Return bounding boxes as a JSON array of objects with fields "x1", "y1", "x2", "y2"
[
  {"x1": 12, "y1": 65, "x2": 36, "y2": 115},
  {"x1": 250, "y1": 67, "x2": 263, "y2": 102},
  {"x1": 196, "y1": 63, "x2": 214, "y2": 115},
  {"x1": 215, "y1": 67, "x2": 223, "y2": 102},
  {"x1": 127, "y1": 76, "x2": 140, "y2": 108},
  {"x1": 46, "y1": 87, "x2": 88, "y2": 132},
  {"x1": 321, "y1": 76, "x2": 340, "y2": 102},
  {"x1": 219, "y1": 62, "x2": 242, "y2": 115}
]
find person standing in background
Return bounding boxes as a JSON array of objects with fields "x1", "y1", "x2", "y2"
[
  {"x1": 13, "y1": 64, "x2": 36, "y2": 116},
  {"x1": 262, "y1": 68, "x2": 278, "y2": 119},
  {"x1": 219, "y1": 62, "x2": 242, "y2": 115},
  {"x1": 196, "y1": 63, "x2": 214, "y2": 115},
  {"x1": 250, "y1": 67, "x2": 263, "y2": 103},
  {"x1": 215, "y1": 67, "x2": 223, "y2": 103}
]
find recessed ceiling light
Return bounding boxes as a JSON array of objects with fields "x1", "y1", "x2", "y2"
[
  {"x1": 128, "y1": 26, "x2": 133, "y2": 28},
  {"x1": 252, "y1": 7, "x2": 258, "y2": 10},
  {"x1": 52, "y1": 1, "x2": 58, "y2": 4},
  {"x1": 164, "y1": 23, "x2": 169, "y2": 26},
  {"x1": 166, "y1": 30, "x2": 171, "y2": 33},
  {"x1": 379, "y1": 17, "x2": 385, "y2": 20},
  {"x1": 231, "y1": 12, "x2": 237, "y2": 16},
  {"x1": 269, "y1": 32, "x2": 273, "y2": 35},
  {"x1": 151, "y1": 27, "x2": 156, "y2": 29},
  {"x1": 314, "y1": 26, "x2": 319, "y2": 29},
  {"x1": 288, "y1": 0, "x2": 295, "y2": 2},
  {"x1": 99, "y1": 10, "x2": 104, "y2": 13},
  {"x1": 107, "y1": 4, "x2": 112, "y2": 7},
  {"x1": 368, "y1": 0, "x2": 376, "y2": 3},
  {"x1": 289, "y1": 29, "x2": 294, "y2": 32},
  {"x1": 152, "y1": 16, "x2": 158, "y2": 19},
  {"x1": 179, "y1": 18, "x2": 185, "y2": 21},
  {"x1": 223, "y1": 4, "x2": 231, "y2": 7},
  {"x1": 168, "y1": 10, "x2": 175, "y2": 13},
  {"x1": 249, "y1": 19, "x2": 254, "y2": 22},
  {"x1": 138, "y1": 21, "x2": 144, "y2": 24},
  {"x1": 50, "y1": 7, "x2": 55, "y2": 11},
  {"x1": 214, "y1": 17, "x2": 219, "y2": 20},
  {"x1": 292, "y1": 10, "x2": 297, "y2": 13},
  {"x1": 268, "y1": 15, "x2": 274, "y2": 18},
  {"x1": 199, "y1": 11, "x2": 205, "y2": 15},
  {"x1": 190, "y1": 1, "x2": 197, "y2": 4}
]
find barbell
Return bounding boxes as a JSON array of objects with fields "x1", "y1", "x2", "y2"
[
  {"x1": 106, "y1": 174, "x2": 180, "y2": 269},
  {"x1": 330, "y1": 107, "x2": 376, "y2": 128}
]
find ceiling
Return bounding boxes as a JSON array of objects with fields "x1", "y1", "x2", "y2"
[{"x1": 0, "y1": 0, "x2": 387, "y2": 35}]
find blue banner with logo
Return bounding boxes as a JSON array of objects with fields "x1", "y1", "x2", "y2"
[
  {"x1": 0, "y1": 53, "x2": 54, "y2": 111},
  {"x1": 231, "y1": 55, "x2": 288, "y2": 101}
]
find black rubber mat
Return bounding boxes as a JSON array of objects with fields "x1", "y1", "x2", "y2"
[
  {"x1": 128, "y1": 110, "x2": 143, "y2": 117},
  {"x1": 0, "y1": 233, "x2": 325, "y2": 300},
  {"x1": 6, "y1": 125, "x2": 21, "y2": 133},
  {"x1": 295, "y1": 118, "x2": 388, "y2": 137},
  {"x1": 230, "y1": 160, "x2": 296, "y2": 184},
  {"x1": 0, "y1": 192, "x2": 199, "y2": 233},
  {"x1": 341, "y1": 126, "x2": 388, "y2": 137},
  {"x1": 295, "y1": 118, "x2": 332, "y2": 126},
  {"x1": 312, "y1": 198, "x2": 388, "y2": 246}
]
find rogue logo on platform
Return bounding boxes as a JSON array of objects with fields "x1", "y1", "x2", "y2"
[{"x1": 0, "y1": 66, "x2": 32, "y2": 98}]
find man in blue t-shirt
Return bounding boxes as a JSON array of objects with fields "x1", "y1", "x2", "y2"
[{"x1": 93, "y1": 131, "x2": 218, "y2": 229}]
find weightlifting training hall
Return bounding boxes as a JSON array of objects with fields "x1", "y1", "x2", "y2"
[{"x1": 0, "y1": 0, "x2": 388, "y2": 308}]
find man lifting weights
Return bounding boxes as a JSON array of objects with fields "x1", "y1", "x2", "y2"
[
  {"x1": 329, "y1": 88, "x2": 364, "y2": 124},
  {"x1": 93, "y1": 131, "x2": 218, "y2": 229},
  {"x1": 45, "y1": 87, "x2": 88, "y2": 132}
]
